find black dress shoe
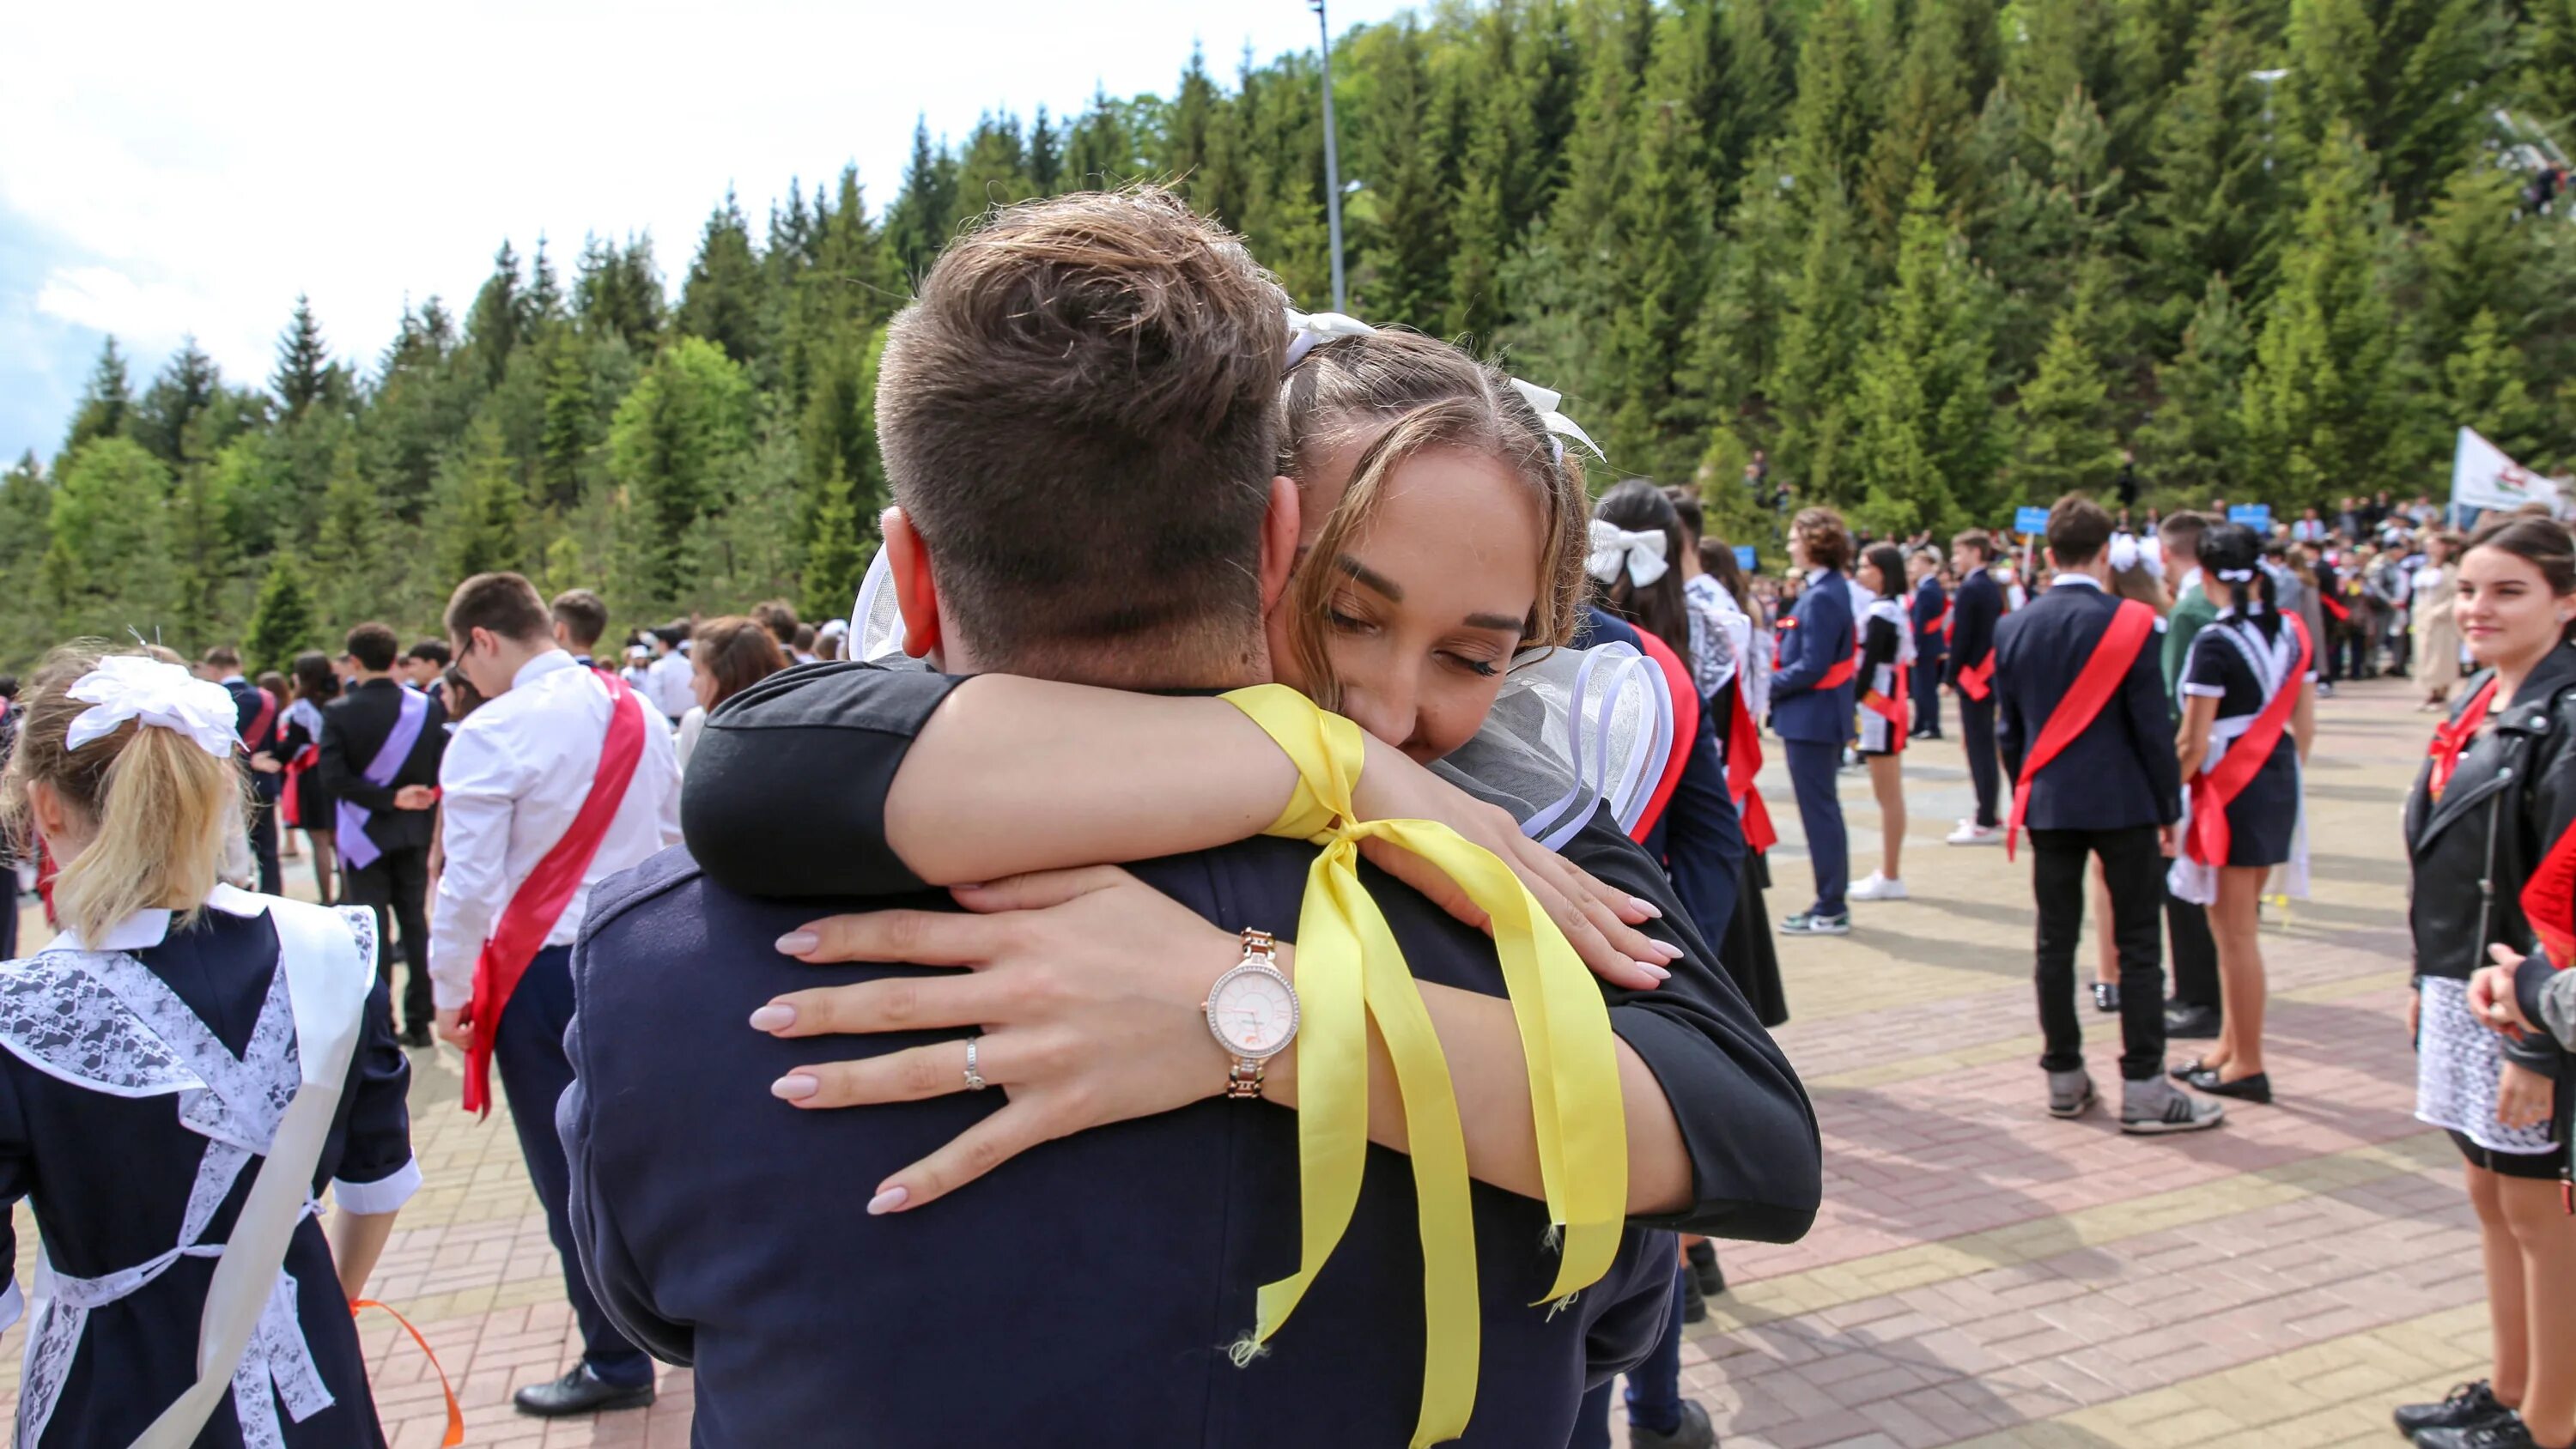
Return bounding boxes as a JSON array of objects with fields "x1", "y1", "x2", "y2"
[
  {"x1": 1679, "y1": 1271, "x2": 1708, "y2": 1324},
  {"x1": 2093, "y1": 982, "x2": 2121, "y2": 1014},
  {"x1": 2184, "y1": 1067, "x2": 2272, "y2": 1104},
  {"x1": 2397, "y1": 1381, "x2": 2513, "y2": 1439},
  {"x1": 398, "y1": 1023, "x2": 433, "y2": 1049},
  {"x1": 2164, "y1": 1003, "x2": 2223, "y2": 1040},
  {"x1": 513, "y1": 1366, "x2": 655, "y2": 1417},
  {"x1": 1686, "y1": 1239, "x2": 1725, "y2": 1297}
]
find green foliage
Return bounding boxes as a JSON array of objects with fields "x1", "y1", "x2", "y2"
[
  {"x1": 45, "y1": 437, "x2": 172, "y2": 643},
  {"x1": 2014, "y1": 302, "x2": 2123, "y2": 498},
  {"x1": 1850, "y1": 168, "x2": 2004, "y2": 536},
  {"x1": 244, "y1": 553, "x2": 319, "y2": 674},
  {"x1": 270, "y1": 295, "x2": 331, "y2": 419},
  {"x1": 2136, "y1": 274, "x2": 2255, "y2": 497},
  {"x1": 63, "y1": 338, "x2": 132, "y2": 461},
  {"x1": 608, "y1": 337, "x2": 751, "y2": 609}
]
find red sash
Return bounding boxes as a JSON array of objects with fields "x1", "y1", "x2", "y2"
[
  {"x1": 1816, "y1": 654, "x2": 1856, "y2": 691},
  {"x1": 280, "y1": 743, "x2": 319, "y2": 828},
  {"x1": 242, "y1": 687, "x2": 279, "y2": 754},
  {"x1": 2425, "y1": 678, "x2": 2500, "y2": 802},
  {"x1": 2183, "y1": 615, "x2": 2312, "y2": 873},
  {"x1": 1956, "y1": 654, "x2": 1995, "y2": 700},
  {"x1": 1862, "y1": 664, "x2": 1909, "y2": 743},
  {"x1": 1629, "y1": 629, "x2": 1697, "y2": 843},
  {"x1": 2522, "y1": 822, "x2": 2576, "y2": 967},
  {"x1": 2320, "y1": 590, "x2": 2350, "y2": 622},
  {"x1": 459, "y1": 674, "x2": 650, "y2": 1116},
  {"x1": 1725, "y1": 684, "x2": 1777, "y2": 852},
  {"x1": 2004, "y1": 600, "x2": 2158, "y2": 860}
]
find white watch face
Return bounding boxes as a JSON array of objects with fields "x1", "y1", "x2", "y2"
[{"x1": 1209, "y1": 967, "x2": 1297, "y2": 1058}]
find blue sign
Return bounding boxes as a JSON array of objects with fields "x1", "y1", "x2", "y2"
[
  {"x1": 2014, "y1": 506, "x2": 2050, "y2": 535},
  {"x1": 2228, "y1": 504, "x2": 2273, "y2": 530},
  {"x1": 1734, "y1": 544, "x2": 1758, "y2": 573}
]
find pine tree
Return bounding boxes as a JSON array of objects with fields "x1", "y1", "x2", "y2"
[
  {"x1": 535, "y1": 336, "x2": 592, "y2": 512},
  {"x1": 2014, "y1": 302, "x2": 2123, "y2": 497},
  {"x1": 1850, "y1": 167, "x2": 2005, "y2": 535},
  {"x1": 44, "y1": 437, "x2": 173, "y2": 640},
  {"x1": 2136, "y1": 3, "x2": 2280, "y2": 339},
  {"x1": 271, "y1": 295, "x2": 331, "y2": 419},
  {"x1": 2136, "y1": 273, "x2": 2254, "y2": 494},
  {"x1": 575, "y1": 233, "x2": 665, "y2": 351},
  {"x1": 1861, "y1": 0, "x2": 1978, "y2": 247},
  {"x1": 435, "y1": 420, "x2": 528, "y2": 582},
  {"x1": 2445, "y1": 309, "x2": 2543, "y2": 460},
  {"x1": 244, "y1": 553, "x2": 320, "y2": 674},
  {"x1": 1784, "y1": 0, "x2": 1875, "y2": 209},
  {"x1": 1029, "y1": 105, "x2": 1064, "y2": 193},
  {"x1": 135, "y1": 336, "x2": 220, "y2": 464},
  {"x1": 1062, "y1": 88, "x2": 1139, "y2": 191},
  {"x1": 887, "y1": 118, "x2": 963, "y2": 278},
  {"x1": 955, "y1": 112, "x2": 1035, "y2": 215},
  {"x1": 1354, "y1": 20, "x2": 1453, "y2": 327},
  {"x1": 677, "y1": 192, "x2": 767, "y2": 367},
  {"x1": 1604, "y1": 76, "x2": 1718, "y2": 477},
  {"x1": 62, "y1": 337, "x2": 133, "y2": 462},
  {"x1": 313, "y1": 441, "x2": 391, "y2": 627},
  {"x1": 2281, "y1": 0, "x2": 2508, "y2": 220},
  {"x1": 801, "y1": 464, "x2": 867, "y2": 623},
  {"x1": 1766, "y1": 181, "x2": 1866, "y2": 500},
  {"x1": 1166, "y1": 43, "x2": 1220, "y2": 196},
  {"x1": 465, "y1": 240, "x2": 526, "y2": 388},
  {"x1": 608, "y1": 337, "x2": 753, "y2": 607}
]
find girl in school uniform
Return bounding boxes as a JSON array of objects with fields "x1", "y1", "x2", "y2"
[
  {"x1": 2171, "y1": 523, "x2": 2317, "y2": 1105},
  {"x1": 1850, "y1": 543, "x2": 1915, "y2": 903},
  {"x1": 0, "y1": 646, "x2": 416, "y2": 1447},
  {"x1": 267, "y1": 651, "x2": 343, "y2": 906}
]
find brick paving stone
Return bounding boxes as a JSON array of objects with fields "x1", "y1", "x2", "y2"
[{"x1": 0, "y1": 677, "x2": 2486, "y2": 1446}]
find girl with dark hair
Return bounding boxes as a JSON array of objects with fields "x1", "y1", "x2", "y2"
[
  {"x1": 265, "y1": 651, "x2": 343, "y2": 906},
  {"x1": 2393, "y1": 513, "x2": 2576, "y2": 1449},
  {"x1": 1850, "y1": 543, "x2": 1913, "y2": 902},
  {"x1": 2170, "y1": 522, "x2": 2316, "y2": 1105}
]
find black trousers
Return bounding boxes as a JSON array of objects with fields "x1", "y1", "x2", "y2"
[
  {"x1": 246, "y1": 797, "x2": 283, "y2": 896},
  {"x1": 497, "y1": 945, "x2": 655, "y2": 1385},
  {"x1": 2032, "y1": 825, "x2": 2169, "y2": 1082},
  {"x1": 1959, "y1": 692, "x2": 2002, "y2": 828},
  {"x1": 1910, "y1": 653, "x2": 1944, "y2": 736},
  {"x1": 2166, "y1": 882, "x2": 2221, "y2": 1012},
  {"x1": 344, "y1": 845, "x2": 433, "y2": 1032}
]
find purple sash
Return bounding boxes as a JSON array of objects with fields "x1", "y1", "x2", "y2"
[{"x1": 338, "y1": 686, "x2": 430, "y2": 871}]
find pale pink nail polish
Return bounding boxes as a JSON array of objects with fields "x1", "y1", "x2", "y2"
[
  {"x1": 775, "y1": 930, "x2": 820, "y2": 955},
  {"x1": 866, "y1": 1185, "x2": 909, "y2": 1215},
  {"x1": 1635, "y1": 961, "x2": 1672, "y2": 982},
  {"x1": 748, "y1": 1003, "x2": 797, "y2": 1032},
  {"x1": 1628, "y1": 896, "x2": 1663, "y2": 919},
  {"x1": 771, "y1": 1073, "x2": 819, "y2": 1101},
  {"x1": 1649, "y1": 940, "x2": 1685, "y2": 961}
]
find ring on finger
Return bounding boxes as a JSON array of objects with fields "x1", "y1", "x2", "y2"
[{"x1": 963, "y1": 1034, "x2": 987, "y2": 1092}]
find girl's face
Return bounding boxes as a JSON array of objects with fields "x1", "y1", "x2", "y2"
[
  {"x1": 692, "y1": 659, "x2": 720, "y2": 711},
  {"x1": 2457, "y1": 546, "x2": 2573, "y2": 667},
  {"x1": 1858, "y1": 558, "x2": 1890, "y2": 596},
  {"x1": 1268, "y1": 437, "x2": 1545, "y2": 764}
]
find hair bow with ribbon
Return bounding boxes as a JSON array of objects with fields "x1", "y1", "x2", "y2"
[
  {"x1": 1587, "y1": 519, "x2": 1670, "y2": 587},
  {"x1": 1283, "y1": 307, "x2": 1606, "y2": 464},
  {"x1": 64, "y1": 654, "x2": 242, "y2": 758}
]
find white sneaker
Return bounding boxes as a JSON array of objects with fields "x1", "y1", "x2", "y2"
[
  {"x1": 1850, "y1": 871, "x2": 1909, "y2": 901},
  {"x1": 1947, "y1": 822, "x2": 2004, "y2": 846}
]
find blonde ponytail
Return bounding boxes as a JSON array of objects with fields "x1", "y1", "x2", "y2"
[{"x1": 0, "y1": 643, "x2": 241, "y2": 949}]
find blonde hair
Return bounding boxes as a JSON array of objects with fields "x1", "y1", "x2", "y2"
[
  {"x1": 1279, "y1": 330, "x2": 1588, "y2": 711},
  {"x1": 0, "y1": 644, "x2": 241, "y2": 947}
]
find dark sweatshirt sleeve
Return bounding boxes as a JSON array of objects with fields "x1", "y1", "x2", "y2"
[
  {"x1": 1551, "y1": 807, "x2": 1820, "y2": 1241},
  {"x1": 681, "y1": 662, "x2": 969, "y2": 900}
]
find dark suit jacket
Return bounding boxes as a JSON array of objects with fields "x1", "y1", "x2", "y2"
[
  {"x1": 222, "y1": 676, "x2": 283, "y2": 801},
  {"x1": 316, "y1": 679, "x2": 447, "y2": 856},
  {"x1": 1910, "y1": 577, "x2": 1947, "y2": 662},
  {"x1": 1944, "y1": 568, "x2": 2002, "y2": 688},
  {"x1": 1769, "y1": 570, "x2": 1856, "y2": 744},
  {"x1": 1993, "y1": 581, "x2": 2180, "y2": 833}
]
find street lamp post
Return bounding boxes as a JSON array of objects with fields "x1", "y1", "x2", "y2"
[{"x1": 1311, "y1": 0, "x2": 1348, "y2": 312}]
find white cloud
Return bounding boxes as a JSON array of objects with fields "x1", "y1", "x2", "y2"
[{"x1": 0, "y1": 0, "x2": 1413, "y2": 459}]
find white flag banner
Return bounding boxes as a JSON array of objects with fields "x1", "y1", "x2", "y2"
[{"x1": 2452, "y1": 426, "x2": 2571, "y2": 517}]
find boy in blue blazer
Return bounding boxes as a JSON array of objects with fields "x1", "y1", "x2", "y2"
[{"x1": 1771, "y1": 507, "x2": 1859, "y2": 935}]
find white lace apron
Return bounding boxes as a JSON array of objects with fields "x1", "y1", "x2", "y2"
[
  {"x1": 2417, "y1": 975, "x2": 2560, "y2": 1155},
  {"x1": 0, "y1": 891, "x2": 374, "y2": 1449},
  {"x1": 2169, "y1": 618, "x2": 2310, "y2": 906}
]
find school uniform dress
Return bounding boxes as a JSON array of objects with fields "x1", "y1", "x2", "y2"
[
  {"x1": 2177, "y1": 614, "x2": 2310, "y2": 870},
  {"x1": 2159, "y1": 579, "x2": 2225, "y2": 1021},
  {"x1": 1856, "y1": 599, "x2": 1913, "y2": 758},
  {"x1": 276, "y1": 700, "x2": 334, "y2": 837},
  {"x1": 1687, "y1": 578, "x2": 1789, "y2": 1023},
  {"x1": 318, "y1": 680, "x2": 447, "y2": 1037},
  {"x1": 0, "y1": 888, "x2": 416, "y2": 1447},
  {"x1": 562, "y1": 662, "x2": 1822, "y2": 1446},
  {"x1": 1993, "y1": 576, "x2": 2180, "y2": 1082},
  {"x1": 1909, "y1": 577, "x2": 1947, "y2": 737},
  {"x1": 2405, "y1": 653, "x2": 2576, "y2": 1181},
  {"x1": 223, "y1": 676, "x2": 285, "y2": 895},
  {"x1": 1770, "y1": 567, "x2": 1858, "y2": 919},
  {"x1": 1947, "y1": 567, "x2": 2007, "y2": 828},
  {"x1": 428, "y1": 649, "x2": 682, "y2": 1393}
]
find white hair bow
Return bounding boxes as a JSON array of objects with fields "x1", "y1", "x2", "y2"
[
  {"x1": 64, "y1": 654, "x2": 241, "y2": 758},
  {"x1": 1283, "y1": 306, "x2": 1607, "y2": 464},
  {"x1": 1587, "y1": 519, "x2": 1670, "y2": 587},
  {"x1": 2108, "y1": 533, "x2": 2165, "y2": 579}
]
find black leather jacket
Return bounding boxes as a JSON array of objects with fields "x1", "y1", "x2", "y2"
[{"x1": 2406, "y1": 649, "x2": 2576, "y2": 1098}]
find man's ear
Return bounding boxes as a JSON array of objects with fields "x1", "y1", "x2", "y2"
[
  {"x1": 1258, "y1": 476, "x2": 1302, "y2": 619},
  {"x1": 882, "y1": 507, "x2": 943, "y2": 660}
]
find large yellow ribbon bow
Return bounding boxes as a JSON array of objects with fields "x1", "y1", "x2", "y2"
[{"x1": 1223, "y1": 684, "x2": 1629, "y2": 1447}]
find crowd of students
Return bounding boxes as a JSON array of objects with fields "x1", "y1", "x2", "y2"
[{"x1": 0, "y1": 181, "x2": 2562, "y2": 1449}]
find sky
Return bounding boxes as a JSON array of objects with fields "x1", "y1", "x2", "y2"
[{"x1": 0, "y1": 0, "x2": 1417, "y2": 467}]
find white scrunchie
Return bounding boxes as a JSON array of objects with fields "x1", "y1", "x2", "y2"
[
  {"x1": 1587, "y1": 519, "x2": 1670, "y2": 587},
  {"x1": 64, "y1": 655, "x2": 241, "y2": 758}
]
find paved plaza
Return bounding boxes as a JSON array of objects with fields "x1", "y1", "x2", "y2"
[{"x1": 3, "y1": 677, "x2": 2475, "y2": 1446}]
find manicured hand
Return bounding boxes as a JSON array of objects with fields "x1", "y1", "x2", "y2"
[
  {"x1": 2497, "y1": 1059, "x2": 2554, "y2": 1129},
  {"x1": 756, "y1": 866, "x2": 1246, "y2": 1214},
  {"x1": 1348, "y1": 734, "x2": 1678, "y2": 990}
]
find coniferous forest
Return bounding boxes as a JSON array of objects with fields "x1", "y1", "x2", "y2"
[{"x1": 15, "y1": 0, "x2": 2576, "y2": 670}]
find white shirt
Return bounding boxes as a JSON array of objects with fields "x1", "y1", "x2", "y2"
[
  {"x1": 645, "y1": 649, "x2": 697, "y2": 721},
  {"x1": 2052, "y1": 573, "x2": 2104, "y2": 591},
  {"x1": 428, "y1": 650, "x2": 683, "y2": 1010}
]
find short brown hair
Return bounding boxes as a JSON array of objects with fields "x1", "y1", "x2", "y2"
[
  {"x1": 690, "y1": 616, "x2": 788, "y2": 710},
  {"x1": 1953, "y1": 529, "x2": 1996, "y2": 562},
  {"x1": 2157, "y1": 510, "x2": 2209, "y2": 561},
  {"x1": 750, "y1": 600, "x2": 799, "y2": 647},
  {"x1": 344, "y1": 623, "x2": 400, "y2": 672},
  {"x1": 1792, "y1": 506, "x2": 1853, "y2": 573},
  {"x1": 551, "y1": 589, "x2": 609, "y2": 651},
  {"x1": 200, "y1": 646, "x2": 240, "y2": 671},
  {"x1": 445, "y1": 573, "x2": 553, "y2": 648},
  {"x1": 2044, "y1": 494, "x2": 2113, "y2": 566},
  {"x1": 875, "y1": 187, "x2": 1287, "y2": 675}
]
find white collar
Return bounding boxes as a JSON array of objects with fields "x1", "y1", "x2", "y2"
[
  {"x1": 1805, "y1": 567, "x2": 1832, "y2": 586},
  {"x1": 513, "y1": 649, "x2": 580, "y2": 689},
  {"x1": 46, "y1": 882, "x2": 268, "y2": 955},
  {"x1": 2178, "y1": 567, "x2": 2203, "y2": 592},
  {"x1": 2052, "y1": 573, "x2": 2105, "y2": 591},
  {"x1": 220, "y1": 674, "x2": 248, "y2": 687}
]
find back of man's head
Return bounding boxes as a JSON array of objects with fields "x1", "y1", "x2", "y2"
[
  {"x1": 200, "y1": 646, "x2": 241, "y2": 675},
  {"x1": 447, "y1": 573, "x2": 554, "y2": 649},
  {"x1": 552, "y1": 589, "x2": 610, "y2": 652},
  {"x1": 344, "y1": 623, "x2": 401, "y2": 673},
  {"x1": 751, "y1": 600, "x2": 799, "y2": 647},
  {"x1": 877, "y1": 187, "x2": 1286, "y2": 678},
  {"x1": 2159, "y1": 510, "x2": 2209, "y2": 565},
  {"x1": 2044, "y1": 494, "x2": 2113, "y2": 567}
]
